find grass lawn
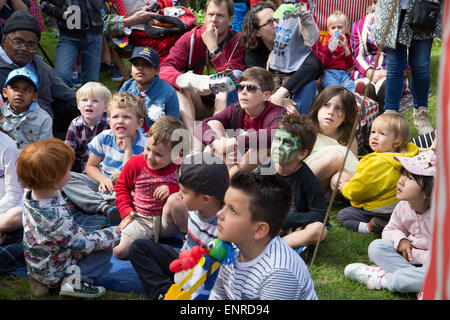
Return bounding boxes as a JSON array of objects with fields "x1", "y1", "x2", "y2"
[{"x1": 0, "y1": 28, "x2": 441, "y2": 300}]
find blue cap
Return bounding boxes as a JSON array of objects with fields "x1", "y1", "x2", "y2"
[
  {"x1": 4, "y1": 67, "x2": 39, "y2": 90},
  {"x1": 129, "y1": 47, "x2": 160, "y2": 67}
]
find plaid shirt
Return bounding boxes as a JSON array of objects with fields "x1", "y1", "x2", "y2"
[{"x1": 65, "y1": 114, "x2": 110, "y2": 173}]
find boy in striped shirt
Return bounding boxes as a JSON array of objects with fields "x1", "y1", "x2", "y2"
[
  {"x1": 210, "y1": 171, "x2": 318, "y2": 300},
  {"x1": 62, "y1": 92, "x2": 147, "y2": 221}
]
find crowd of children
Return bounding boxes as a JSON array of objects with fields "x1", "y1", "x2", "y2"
[{"x1": 0, "y1": 0, "x2": 439, "y2": 301}]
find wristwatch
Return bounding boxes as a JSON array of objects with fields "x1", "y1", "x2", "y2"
[{"x1": 208, "y1": 47, "x2": 221, "y2": 59}]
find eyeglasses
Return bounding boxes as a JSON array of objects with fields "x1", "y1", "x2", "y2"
[
  {"x1": 6, "y1": 35, "x2": 39, "y2": 53},
  {"x1": 257, "y1": 18, "x2": 276, "y2": 29},
  {"x1": 237, "y1": 84, "x2": 262, "y2": 93}
]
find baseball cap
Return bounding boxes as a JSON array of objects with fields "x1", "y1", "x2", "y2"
[
  {"x1": 129, "y1": 47, "x2": 160, "y2": 67},
  {"x1": 177, "y1": 153, "x2": 230, "y2": 201},
  {"x1": 394, "y1": 150, "x2": 436, "y2": 177},
  {"x1": 4, "y1": 67, "x2": 39, "y2": 90},
  {"x1": 2, "y1": 10, "x2": 41, "y2": 39}
]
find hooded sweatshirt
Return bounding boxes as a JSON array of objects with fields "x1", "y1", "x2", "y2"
[{"x1": 342, "y1": 142, "x2": 419, "y2": 212}]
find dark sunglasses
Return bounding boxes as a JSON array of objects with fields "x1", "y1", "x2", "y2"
[{"x1": 237, "y1": 84, "x2": 262, "y2": 93}]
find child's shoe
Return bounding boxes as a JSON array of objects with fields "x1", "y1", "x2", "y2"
[
  {"x1": 30, "y1": 278, "x2": 50, "y2": 297},
  {"x1": 344, "y1": 263, "x2": 385, "y2": 290},
  {"x1": 209, "y1": 70, "x2": 239, "y2": 94},
  {"x1": 413, "y1": 107, "x2": 434, "y2": 135},
  {"x1": 59, "y1": 278, "x2": 106, "y2": 298},
  {"x1": 367, "y1": 217, "x2": 388, "y2": 235}
]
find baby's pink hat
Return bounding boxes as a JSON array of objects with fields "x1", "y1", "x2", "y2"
[{"x1": 394, "y1": 150, "x2": 436, "y2": 177}]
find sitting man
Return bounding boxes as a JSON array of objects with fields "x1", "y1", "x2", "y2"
[
  {"x1": 159, "y1": 0, "x2": 246, "y2": 133},
  {"x1": 0, "y1": 10, "x2": 78, "y2": 139}
]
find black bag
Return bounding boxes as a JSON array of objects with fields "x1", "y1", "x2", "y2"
[{"x1": 409, "y1": 0, "x2": 440, "y2": 32}]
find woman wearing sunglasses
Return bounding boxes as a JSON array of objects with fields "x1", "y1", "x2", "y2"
[
  {"x1": 193, "y1": 67, "x2": 286, "y2": 176},
  {"x1": 239, "y1": 1, "x2": 323, "y2": 115}
]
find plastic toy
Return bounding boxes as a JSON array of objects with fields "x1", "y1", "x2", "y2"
[{"x1": 164, "y1": 238, "x2": 235, "y2": 300}]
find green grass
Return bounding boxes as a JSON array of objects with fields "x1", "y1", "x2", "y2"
[{"x1": 0, "y1": 31, "x2": 441, "y2": 300}]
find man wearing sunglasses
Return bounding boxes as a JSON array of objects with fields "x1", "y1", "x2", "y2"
[
  {"x1": 0, "y1": 10, "x2": 78, "y2": 139},
  {"x1": 159, "y1": 0, "x2": 246, "y2": 134}
]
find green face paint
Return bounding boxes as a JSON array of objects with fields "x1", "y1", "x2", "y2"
[{"x1": 271, "y1": 128, "x2": 302, "y2": 164}]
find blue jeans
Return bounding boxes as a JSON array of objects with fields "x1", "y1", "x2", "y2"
[
  {"x1": 76, "y1": 248, "x2": 113, "y2": 285},
  {"x1": 368, "y1": 239, "x2": 426, "y2": 293},
  {"x1": 54, "y1": 31, "x2": 103, "y2": 86},
  {"x1": 384, "y1": 39, "x2": 433, "y2": 112},
  {"x1": 292, "y1": 80, "x2": 317, "y2": 114},
  {"x1": 321, "y1": 69, "x2": 356, "y2": 92}
]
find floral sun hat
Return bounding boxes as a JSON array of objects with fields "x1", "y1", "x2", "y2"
[{"x1": 394, "y1": 150, "x2": 436, "y2": 177}]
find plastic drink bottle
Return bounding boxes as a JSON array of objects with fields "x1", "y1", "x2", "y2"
[{"x1": 328, "y1": 32, "x2": 340, "y2": 52}]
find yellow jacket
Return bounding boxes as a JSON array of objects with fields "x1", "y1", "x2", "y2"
[{"x1": 342, "y1": 142, "x2": 419, "y2": 211}]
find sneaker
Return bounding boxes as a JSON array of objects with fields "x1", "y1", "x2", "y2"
[
  {"x1": 104, "y1": 205, "x2": 121, "y2": 225},
  {"x1": 344, "y1": 263, "x2": 385, "y2": 290},
  {"x1": 295, "y1": 246, "x2": 310, "y2": 263},
  {"x1": 30, "y1": 278, "x2": 50, "y2": 297},
  {"x1": 111, "y1": 64, "x2": 124, "y2": 82},
  {"x1": 413, "y1": 107, "x2": 434, "y2": 135},
  {"x1": 383, "y1": 109, "x2": 398, "y2": 114},
  {"x1": 367, "y1": 217, "x2": 388, "y2": 235},
  {"x1": 59, "y1": 278, "x2": 106, "y2": 298},
  {"x1": 0, "y1": 231, "x2": 5, "y2": 245}
]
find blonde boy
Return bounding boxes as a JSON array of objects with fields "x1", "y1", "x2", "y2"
[
  {"x1": 113, "y1": 116, "x2": 188, "y2": 259},
  {"x1": 65, "y1": 82, "x2": 112, "y2": 173},
  {"x1": 320, "y1": 11, "x2": 355, "y2": 91},
  {"x1": 62, "y1": 92, "x2": 147, "y2": 221}
]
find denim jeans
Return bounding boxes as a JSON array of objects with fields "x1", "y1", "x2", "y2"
[
  {"x1": 54, "y1": 31, "x2": 103, "y2": 86},
  {"x1": 76, "y1": 248, "x2": 113, "y2": 285},
  {"x1": 291, "y1": 80, "x2": 317, "y2": 114},
  {"x1": 368, "y1": 239, "x2": 426, "y2": 293},
  {"x1": 321, "y1": 69, "x2": 356, "y2": 92},
  {"x1": 384, "y1": 39, "x2": 433, "y2": 112}
]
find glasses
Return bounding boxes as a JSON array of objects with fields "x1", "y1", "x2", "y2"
[
  {"x1": 6, "y1": 35, "x2": 39, "y2": 53},
  {"x1": 237, "y1": 84, "x2": 262, "y2": 93},
  {"x1": 257, "y1": 18, "x2": 276, "y2": 29}
]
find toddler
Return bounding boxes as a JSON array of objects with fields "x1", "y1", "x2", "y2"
[
  {"x1": 345, "y1": 150, "x2": 435, "y2": 294},
  {"x1": 319, "y1": 10, "x2": 355, "y2": 92},
  {"x1": 62, "y1": 92, "x2": 147, "y2": 221},
  {"x1": 337, "y1": 113, "x2": 419, "y2": 234},
  {"x1": 0, "y1": 68, "x2": 52, "y2": 149},
  {"x1": 65, "y1": 82, "x2": 111, "y2": 173},
  {"x1": 305, "y1": 86, "x2": 359, "y2": 193},
  {"x1": 17, "y1": 138, "x2": 120, "y2": 298},
  {"x1": 119, "y1": 46, "x2": 180, "y2": 132},
  {"x1": 113, "y1": 116, "x2": 187, "y2": 259}
]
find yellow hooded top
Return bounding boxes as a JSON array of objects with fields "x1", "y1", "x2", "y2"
[{"x1": 342, "y1": 142, "x2": 419, "y2": 211}]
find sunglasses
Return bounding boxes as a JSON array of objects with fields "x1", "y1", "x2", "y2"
[{"x1": 237, "y1": 84, "x2": 262, "y2": 93}]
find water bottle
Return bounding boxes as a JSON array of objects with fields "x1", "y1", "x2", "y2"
[{"x1": 328, "y1": 32, "x2": 340, "y2": 52}]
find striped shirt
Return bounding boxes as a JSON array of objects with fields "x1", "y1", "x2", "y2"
[
  {"x1": 209, "y1": 236, "x2": 318, "y2": 300},
  {"x1": 88, "y1": 129, "x2": 146, "y2": 177},
  {"x1": 181, "y1": 210, "x2": 218, "y2": 251}
]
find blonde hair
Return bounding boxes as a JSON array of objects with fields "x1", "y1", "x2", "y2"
[
  {"x1": 327, "y1": 10, "x2": 349, "y2": 30},
  {"x1": 17, "y1": 138, "x2": 74, "y2": 190},
  {"x1": 76, "y1": 82, "x2": 112, "y2": 106},
  {"x1": 148, "y1": 116, "x2": 186, "y2": 148},
  {"x1": 107, "y1": 92, "x2": 146, "y2": 120},
  {"x1": 373, "y1": 113, "x2": 410, "y2": 152}
]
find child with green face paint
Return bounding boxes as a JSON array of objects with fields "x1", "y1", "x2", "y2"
[{"x1": 256, "y1": 114, "x2": 328, "y2": 250}]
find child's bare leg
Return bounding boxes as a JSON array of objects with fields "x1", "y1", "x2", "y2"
[
  {"x1": 113, "y1": 233, "x2": 135, "y2": 260},
  {"x1": 177, "y1": 90, "x2": 196, "y2": 135},
  {"x1": 0, "y1": 207, "x2": 23, "y2": 232},
  {"x1": 160, "y1": 193, "x2": 189, "y2": 238},
  {"x1": 308, "y1": 150, "x2": 345, "y2": 191},
  {"x1": 282, "y1": 222, "x2": 328, "y2": 248},
  {"x1": 330, "y1": 169, "x2": 354, "y2": 194}
]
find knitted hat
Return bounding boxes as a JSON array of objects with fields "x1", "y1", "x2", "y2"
[{"x1": 2, "y1": 10, "x2": 41, "y2": 39}]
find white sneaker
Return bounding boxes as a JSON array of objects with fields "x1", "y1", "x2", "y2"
[
  {"x1": 59, "y1": 278, "x2": 106, "y2": 298},
  {"x1": 344, "y1": 263, "x2": 385, "y2": 290},
  {"x1": 413, "y1": 107, "x2": 434, "y2": 135}
]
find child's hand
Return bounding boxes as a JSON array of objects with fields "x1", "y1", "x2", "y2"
[
  {"x1": 282, "y1": 98, "x2": 299, "y2": 115},
  {"x1": 117, "y1": 136, "x2": 132, "y2": 151},
  {"x1": 154, "y1": 185, "x2": 170, "y2": 200},
  {"x1": 98, "y1": 176, "x2": 114, "y2": 194},
  {"x1": 119, "y1": 213, "x2": 134, "y2": 231},
  {"x1": 397, "y1": 238, "x2": 413, "y2": 263}
]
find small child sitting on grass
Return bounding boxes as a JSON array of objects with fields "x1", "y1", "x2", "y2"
[
  {"x1": 65, "y1": 82, "x2": 111, "y2": 173},
  {"x1": 113, "y1": 116, "x2": 187, "y2": 259},
  {"x1": 0, "y1": 68, "x2": 52, "y2": 149},
  {"x1": 17, "y1": 138, "x2": 121, "y2": 298},
  {"x1": 209, "y1": 171, "x2": 317, "y2": 300},
  {"x1": 255, "y1": 113, "x2": 327, "y2": 251}
]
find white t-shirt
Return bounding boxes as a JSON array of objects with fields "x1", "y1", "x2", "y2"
[{"x1": 209, "y1": 236, "x2": 318, "y2": 300}]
